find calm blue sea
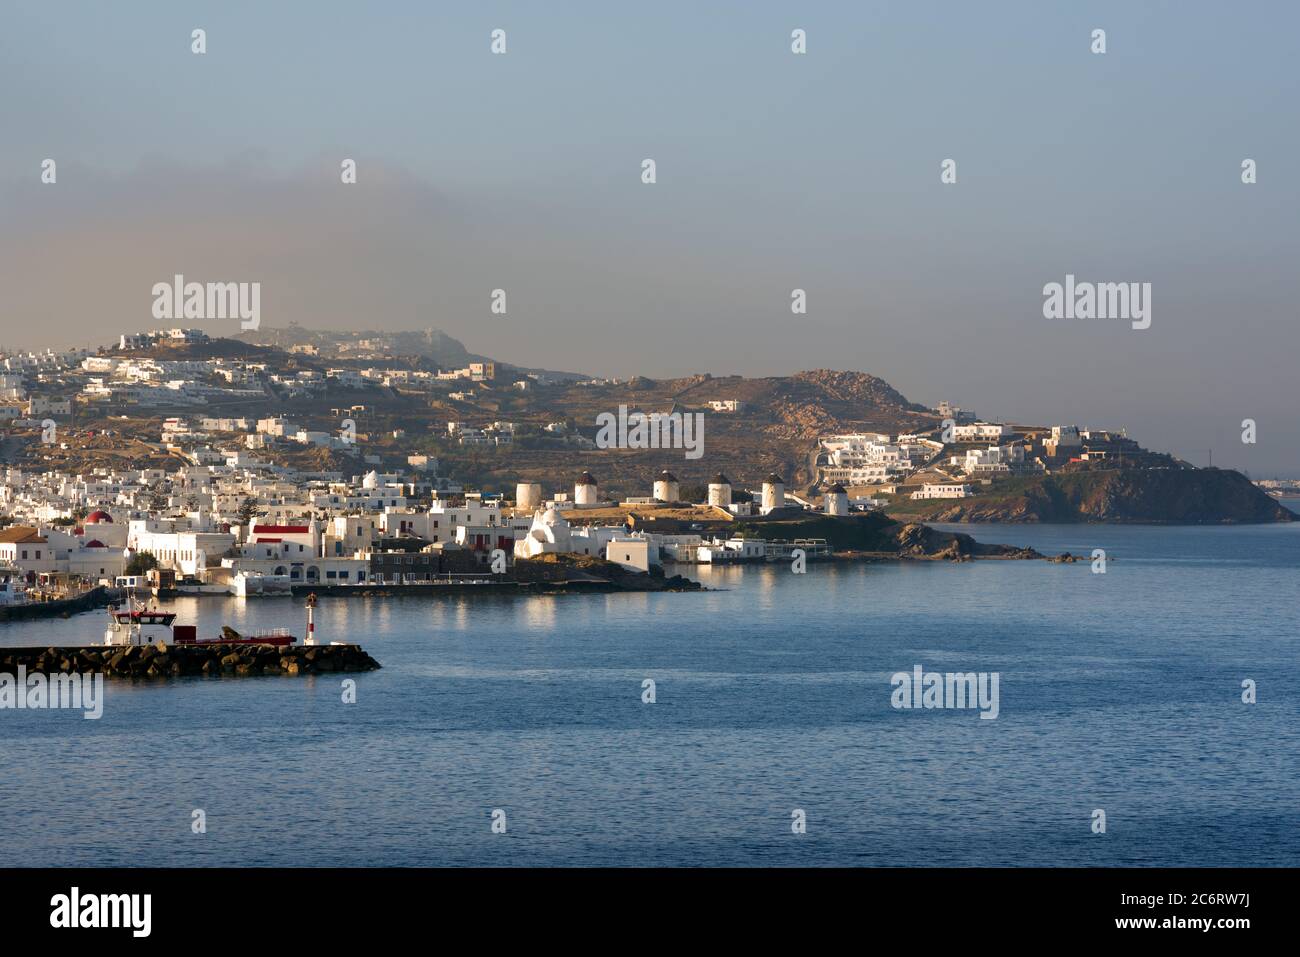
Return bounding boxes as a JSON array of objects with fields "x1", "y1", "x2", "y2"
[{"x1": 2, "y1": 510, "x2": 1298, "y2": 867}]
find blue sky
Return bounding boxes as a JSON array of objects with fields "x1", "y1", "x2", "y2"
[{"x1": 3, "y1": 1, "x2": 1298, "y2": 472}]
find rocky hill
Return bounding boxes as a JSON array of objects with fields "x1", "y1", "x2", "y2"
[
  {"x1": 235, "y1": 325, "x2": 477, "y2": 368},
  {"x1": 456, "y1": 369, "x2": 937, "y2": 495},
  {"x1": 33, "y1": 328, "x2": 1291, "y2": 526},
  {"x1": 890, "y1": 469, "x2": 1295, "y2": 524}
]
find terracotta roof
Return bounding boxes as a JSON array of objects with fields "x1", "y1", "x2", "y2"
[{"x1": 0, "y1": 526, "x2": 46, "y2": 544}]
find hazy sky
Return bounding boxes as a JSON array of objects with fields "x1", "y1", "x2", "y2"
[{"x1": 3, "y1": 2, "x2": 1298, "y2": 473}]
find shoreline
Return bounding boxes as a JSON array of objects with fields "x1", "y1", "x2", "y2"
[{"x1": 0, "y1": 549, "x2": 1066, "y2": 628}]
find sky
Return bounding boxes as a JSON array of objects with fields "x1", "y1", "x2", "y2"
[{"x1": 2, "y1": 1, "x2": 1298, "y2": 474}]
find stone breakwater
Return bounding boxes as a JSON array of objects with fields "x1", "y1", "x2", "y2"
[{"x1": 0, "y1": 643, "x2": 381, "y2": 679}]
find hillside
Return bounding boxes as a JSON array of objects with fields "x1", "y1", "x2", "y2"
[
  {"x1": 886, "y1": 469, "x2": 1295, "y2": 524},
  {"x1": 427, "y1": 369, "x2": 937, "y2": 496},
  {"x1": 235, "y1": 325, "x2": 477, "y2": 368},
  {"x1": 27, "y1": 328, "x2": 1291, "y2": 526},
  {"x1": 234, "y1": 325, "x2": 587, "y2": 380}
]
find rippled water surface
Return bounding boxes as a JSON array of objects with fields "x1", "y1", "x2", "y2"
[{"x1": 2, "y1": 514, "x2": 1297, "y2": 866}]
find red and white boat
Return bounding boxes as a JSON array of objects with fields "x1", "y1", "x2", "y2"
[{"x1": 104, "y1": 594, "x2": 319, "y2": 648}]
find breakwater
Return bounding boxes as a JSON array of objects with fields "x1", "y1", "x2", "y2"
[{"x1": 0, "y1": 642, "x2": 381, "y2": 678}]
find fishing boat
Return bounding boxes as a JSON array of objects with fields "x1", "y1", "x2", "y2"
[{"x1": 104, "y1": 593, "x2": 319, "y2": 648}]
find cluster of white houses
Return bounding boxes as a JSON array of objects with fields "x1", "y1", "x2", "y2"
[
  {"x1": 0, "y1": 329, "x2": 764, "y2": 445},
  {"x1": 817, "y1": 417, "x2": 1144, "y2": 500},
  {"x1": 0, "y1": 330, "x2": 551, "y2": 422},
  {"x1": 0, "y1": 457, "x2": 862, "y2": 602}
]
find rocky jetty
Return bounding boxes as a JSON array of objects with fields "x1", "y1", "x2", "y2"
[{"x1": 0, "y1": 642, "x2": 381, "y2": 679}]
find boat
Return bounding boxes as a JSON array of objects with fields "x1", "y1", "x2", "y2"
[
  {"x1": 0, "y1": 569, "x2": 28, "y2": 607},
  {"x1": 104, "y1": 593, "x2": 319, "y2": 648},
  {"x1": 232, "y1": 570, "x2": 293, "y2": 597}
]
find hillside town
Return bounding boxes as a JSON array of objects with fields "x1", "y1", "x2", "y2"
[
  {"x1": 0, "y1": 327, "x2": 1280, "y2": 605},
  {"x1": 0, "y1": 457, "x2": 850, "y2": 603}
]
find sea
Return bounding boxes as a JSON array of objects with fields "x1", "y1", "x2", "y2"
[{"x1": 2, "y1": 507, "x2": 1297, "y2": 867}]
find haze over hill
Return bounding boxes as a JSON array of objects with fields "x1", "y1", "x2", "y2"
[
  {"x1": 238, "y1": 326, "x2": 476, "y2": 368},
  {"x1": 234, "y1": 325, "x2": 588, "y2": 381}
]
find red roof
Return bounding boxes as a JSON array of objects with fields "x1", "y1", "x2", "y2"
[
  {"x1": 86, "y1": 510, "x2": 114, "y2": 523},
  {"x1": 84, "y1": 539, "x2": 107, "y2": 548},
  {"x1": 252, "y1": 525, "x2": 309, "y2": 533}
]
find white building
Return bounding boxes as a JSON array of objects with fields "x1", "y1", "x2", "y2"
[
  {"x1": 28, "y1": 396, "x2": 72, "y2": 417},
  {"x1": 516, "y1": 482, "x2": 543, "y2": 511},
  {"x1": 606, "y1": 539, "x2": 651, "y2": 573},
  {"x1": 761, "y1": 474, "x2": 786, "y2": 515},
  {"x1": 1044, "y1": 425, "x2": 1082, "y2": 457},
  {"x1": 707, "y1": 473, "x2": 732, "y2": 508},
  {"x1": 910, "y1": 483, "x2": 973, "y2": 500},
  {"x1": 257, "y1": 416, "x2": 300, "y2": 437},
  {"x1": 653, "y1": 470, "x2": 680, "y2": 503},
  {"x1": 515, "y1": 508, "x2": 572, "y2": 558},
  {"x1": 952, "y1": 423, "x2": 1012, "y2": 442},
  {"x1": 824, "y1": 483, "x2": 849, "y2": 516},
  {"x1": 961, "y1": 444, "x2": 1025, "y2": 474},
  {"x1": 574, "y1": 471, "x2": 599, "y2": 507}
]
